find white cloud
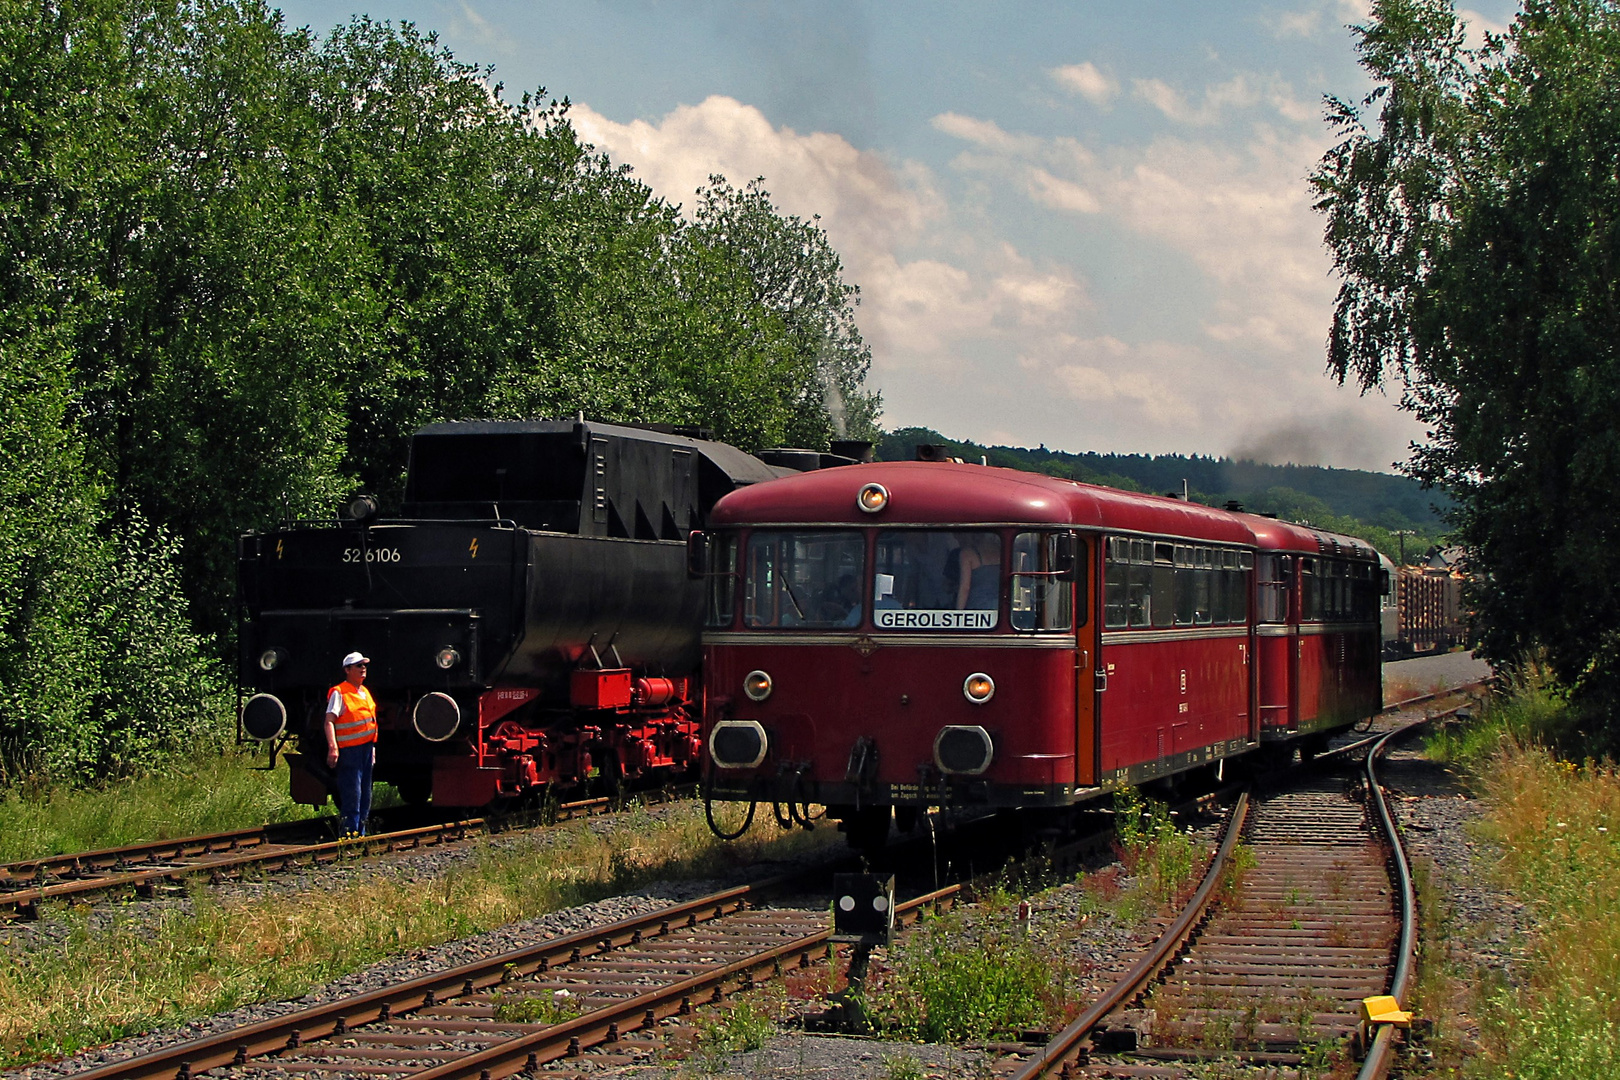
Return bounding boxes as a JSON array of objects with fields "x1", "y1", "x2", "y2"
[
  {"x1": 569, "y1": 91, "x2": 1418, "y2": 470},
  {"x1": 1050, "y1": 62, "x2": 1118, "y2": 105},
  {"x1": 571, "y1": 96, "x2": 1082, "y2": 379},
  {"x1": 1027, "y1": 169, "x2": 1101, "y2": 214},
  {"x1": 445, "y1": 2, "x2": 515, "y2": 56},
  {"x1": 930, "y1": 112, "x2": 1044, "y2": 156},
  {"x1": 1133, "y1": 73, "x2": 1314, "y2": 125},
  {"x1": 570, "y1": 95, "x2": 938, "y2": 275},
  {"x1": 1266, "y1": 9, "x2": 1323, "y2": 38}
]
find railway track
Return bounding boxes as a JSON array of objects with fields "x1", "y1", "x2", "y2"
[
  {"x1": 1001, "y1": 716, "x2": 1439, "y2": 1080},
  {"x1": 24, "y1": 686, "x2": 1473, "y2": 1079},
  {"x1": 53, "y1": 866, "x2": 962, "y2": 1080},
  {"x1": 5, "y1": 680, "x2": 1471, "y2": 921},
  {"x1": 0, "y1": 788, "x2": 691, "y2": 919}
]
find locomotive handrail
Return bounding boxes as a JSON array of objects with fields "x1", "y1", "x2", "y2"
[{"x1": 269, "y1": 517, "x2": 521, "y2": 530}]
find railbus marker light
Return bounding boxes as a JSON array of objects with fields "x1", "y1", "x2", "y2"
[
  {"x1": 856, "y1": 483, "x2": 889, "y2": 514},
  {"x1": 259, "y1": 648, "x2": 284, "y2": 672},
  {"x1": 435, "y1": 647, "x2": 461, "y2": 670},
  {"x1": 963, "y1": 672, "x2": 995, "y2": 704},
  {"x1": 743, "y1": 669, "x2": 773, "y2": 702}
]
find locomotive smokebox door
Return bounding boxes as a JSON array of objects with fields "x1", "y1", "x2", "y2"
[{"x1": 832, "y1": 873, "x2": 896, "y2": 946}]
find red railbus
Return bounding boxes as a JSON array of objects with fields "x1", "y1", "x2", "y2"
[{"x1": 695, "y1": 460, "x2": 1383, "y2": 845}]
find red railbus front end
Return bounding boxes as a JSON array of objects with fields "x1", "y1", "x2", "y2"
[{"x1": 701, "y1": 516, "x2": 1089, "y2": 814}]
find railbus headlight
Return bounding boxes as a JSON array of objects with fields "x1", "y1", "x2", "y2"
[
  {"x1": 935, "y1": 725, "x2": 995, "y2": 775},
  {"x1": 709, "y1": 720, "x2": 769, "y2": 769},
  {"x1": 856, "y1": 482, "x2": 889, "y2": 514},
  {"x1": 963, "y1": 672, "x2": 995, "y2": 704},
  {"x1": 743, "y1": 669, "x2": 773, "y2": 702},
  {"x1": 435, "y1": 647, "x2": 461, "y2": 670}
]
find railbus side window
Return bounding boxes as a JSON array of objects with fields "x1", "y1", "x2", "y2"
[
  {"x1": 703, "y1": 532, "x2": 738, "y2": 627},
  {"x1": 1300, "y1": 557, "x2": 1320, "y2": 621},
  {"x1": 1193, "y1": 547, "x2": 1214, "y2": 625},
  {"x1": 1104, "y1": 539, "x2": 1129, "y2": 628},
  {"x1": 1173, "y1": 545, "x2": 1196, "y2": 626},
  {"x1": 1151, "y1": 542, "x2": 1174, "y2": 628},
  {"x1": 1128, "y1": 539, "x2": 1153, "y2": 627},
  {"x1": 1011, "y1": 532, "x2": 1077, "y2": 631},
  {"x1": 1257, "y1": 553, "x2": 1289, "y2": 623}
]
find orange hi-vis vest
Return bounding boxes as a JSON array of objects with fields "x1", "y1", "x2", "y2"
[{"x1": 328, "y1": 681, "x2": 378, "y2": 748}]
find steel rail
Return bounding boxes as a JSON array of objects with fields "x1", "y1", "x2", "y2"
[
  {"x1": 1007, "y1": 790, "x2": 1252, "y2": 1080},
  {"x1": 1008, "y1": 687, "x2": 1471, "y2": 1080},
  {"x1": 406, "y1": 883, "x2": 962, "y2": 1080},
  {"x1": 1356, "y1": 725, "x2": 1422, "y2": 1080},
  {"x1": 2, "y1": 787, "x2": 694, "y2": 916},
  {"x1": 59, "y1": 870, "x2": 960, "y2": 1080},
  {"x1": 1, "y1": 819, "x2": 489, "y2": 913},
  {"x1": 1380, "y1": 679, "x2": 1489, "y2": 715},
  {"x1": 60, "y1": 879, "x2": 783, "y2": 1080}
]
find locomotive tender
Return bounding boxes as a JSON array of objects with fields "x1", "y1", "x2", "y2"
[
  {"x1": 696, "y1": 457, "x2": 1384, "y2": 844},
  {"x1": 236, "y1": 419, "x2": 817, "y2": 808}
]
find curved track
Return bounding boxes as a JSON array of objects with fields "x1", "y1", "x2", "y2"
[{"x1": 1003, "y1": 714, "x2": 1444, "y2": 1079}]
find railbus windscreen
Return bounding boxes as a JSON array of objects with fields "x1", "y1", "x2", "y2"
[
  {"x1": 743, "y1": 530, "x2": 865, "y2": 629},
  {"x1": 871, "y1": 530, "x2": 1002, "y2": 631}
]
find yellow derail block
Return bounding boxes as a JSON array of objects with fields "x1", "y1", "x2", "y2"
[{"x1": 1358, "y1": 995, "x2": 1414, "y2": 1028}]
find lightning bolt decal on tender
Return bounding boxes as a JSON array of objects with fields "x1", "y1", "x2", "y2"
[
  {"x1": 469, "y1": 538, "x2": 479, "y2": 558},
  {"x1": 276, "y1": 539, "x2": 283, "y2": 560}
]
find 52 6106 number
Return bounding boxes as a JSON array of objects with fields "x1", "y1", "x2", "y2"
[{"x1": 343, "y1": 547, "x2": 401, "y2": 563}]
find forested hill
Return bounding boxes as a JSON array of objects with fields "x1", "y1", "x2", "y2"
[{"x1": 878, "y1": 428, "x2": 1446, "y2": 531}]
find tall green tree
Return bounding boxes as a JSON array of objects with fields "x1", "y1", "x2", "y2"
[
  {"x1": 692, "y1": 178, "x2": 881, "y2": 446},
  {"x1": 1312, "y1": 0, "x2": 1620, "y2": 705},
  {"x1": 0, "y1": 0, "x2": 882, "y2": 778}
]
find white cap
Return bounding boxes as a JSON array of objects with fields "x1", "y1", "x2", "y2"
[{"x1": 341, "y1": 651, "x2": 370, "y2": 668}]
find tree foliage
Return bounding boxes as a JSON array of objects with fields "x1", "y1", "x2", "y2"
[
  {"x1": 0, "y1": 0, "x2": 879, "y2": 780},
  {"x1": 1312, "y1": 0, "x2": 1620, "y2": 706}
]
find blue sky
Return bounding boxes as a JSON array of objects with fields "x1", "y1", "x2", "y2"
[{"x1": 277, "y1": 0, "x2": 1520, "y2": 472}]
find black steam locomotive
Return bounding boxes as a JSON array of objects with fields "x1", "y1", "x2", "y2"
[{"x1": 237, "y1": 419, "x2": 860, "y2": 808}]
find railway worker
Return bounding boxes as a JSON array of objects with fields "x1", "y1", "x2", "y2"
[{"x1": 325, "y1": 651, "x2": 378, "y2": 837}]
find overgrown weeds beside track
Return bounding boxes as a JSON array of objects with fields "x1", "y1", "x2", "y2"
[
  {"x1": 1410, "y1": 680, "x2": 1620, "y2": 1080},
  {"x1": 0, "y1": 799, "x2": 835, "y2": 1069},
  {"x1": 0, "y1": 753, "x2": 317, "y2": 864}
]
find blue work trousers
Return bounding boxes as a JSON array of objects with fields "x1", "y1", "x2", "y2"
[{"x1": 334, "y1": 743, "x2": 375, "y2": 835}]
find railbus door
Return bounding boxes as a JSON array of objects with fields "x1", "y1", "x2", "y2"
[{"x1": 1076, "y1": 534, "x2": 1098, "y2": 786}]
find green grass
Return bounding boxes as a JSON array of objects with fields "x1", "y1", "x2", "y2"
[
  {"x1": 1114, "y1": 787, "x2": 1203, "y2": 907},
  {"x1": 493, "y1": 987, "x2": 583, "y2": 1025},
  {"x1": 1423, "y1": 671, "x2": 1578, "y2": 773},
  {"x1": 869, "y1": 889, "x2": 1070, "y2": 1043},
  {"x1": 0, "y1": 748, "x2": 321, "y2": 862},
  {"x1": 0, "y1": 797, "x2": 837, "y2": 1068},
  {"x1": 1422, "y1": 682, "x2": 1620, "y2": 1079}
]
